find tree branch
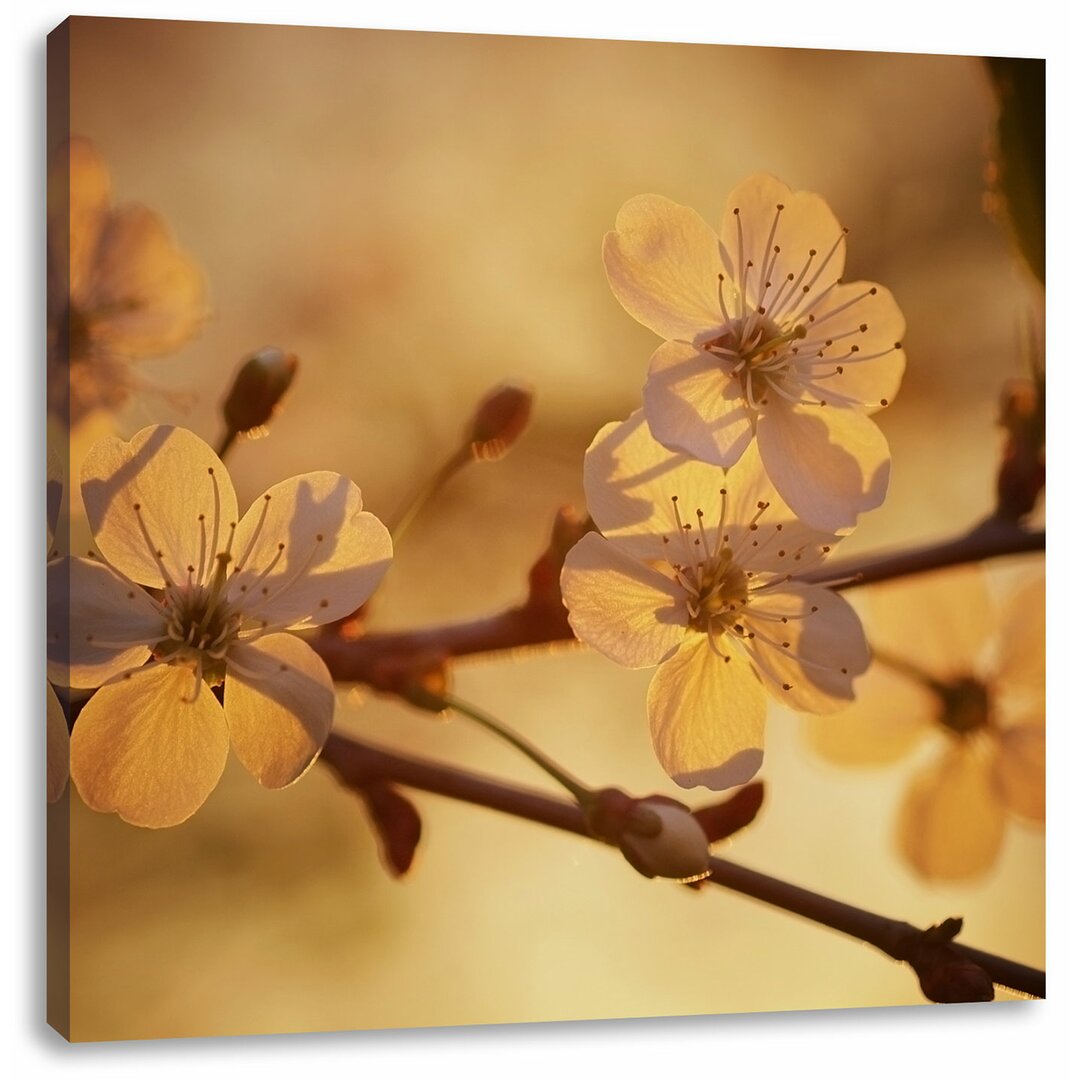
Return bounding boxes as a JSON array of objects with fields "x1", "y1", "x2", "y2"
[
  {"x1": 321, "y1": 732, "x2": 1045, "y2": 1002},
  {"x1": 312, "y1": 517, "x2": 1044, "y2": 688}
]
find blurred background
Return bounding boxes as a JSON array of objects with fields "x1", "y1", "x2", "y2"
[{"x1": 57, "y1": 18, "x2": 1043, "y2": 1039}]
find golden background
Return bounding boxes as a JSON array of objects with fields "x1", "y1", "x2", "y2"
[{"x1": 60, "y1": 18, "x2": 1043, "y2": 1039}]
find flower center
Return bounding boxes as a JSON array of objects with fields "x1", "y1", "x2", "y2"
[
  {"x1": 938, "y1": 676, "x2": 991, "y2": 735},
  {"x1": 702, "y1": 317, "x2": 808, "y2": 409},
  {"x1": 154, "y1": 554, "x2": 243, "y2": 686}
]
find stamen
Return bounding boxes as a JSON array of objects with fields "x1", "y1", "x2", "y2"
[
  {"x1": 235, "y1": 493, "x2": 273, "y2": 572},
  {"x1": 131, "y1": 503, "x2": 176, "y2": 587}
]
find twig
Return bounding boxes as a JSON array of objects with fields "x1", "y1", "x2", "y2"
[
  {"x1": 312, "y1": 517, "x2": 1044, "y2": 689},
  {"x1": 321, "y1": 732, "x2": 1045, "y2": 1001}
]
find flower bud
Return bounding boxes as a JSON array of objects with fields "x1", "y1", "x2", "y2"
[
  {"x1": 468, "y1": 382, "x2": 533, "y2": 460},
  {"x1": 222, "y1": 347, "x2": 299, "y2": 435},
  {"x1": 617, "y1": 799, "x2": 712, "y2": 882}
]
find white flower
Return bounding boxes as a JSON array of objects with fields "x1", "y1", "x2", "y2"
[
  {"x1": 561, "y1": 411, "x2": 870, "y2": 790},
  {"x1": 47, "y1": 425, "x2": 392, "y2": 827},
  {"x1": 603, "y1": 174, "x2": 906, "y2": 532}
]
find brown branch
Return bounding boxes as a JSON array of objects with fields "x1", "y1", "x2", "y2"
[
  {"x1": 802, "y1": 516, "x2": 1045, "y2": 591},
  {"x1": 313, "y1": 517, "x2": 1044, "y2": 688},
  {"x1": 321, "y1": 732, "x2": 1045, "y2": 1002}
]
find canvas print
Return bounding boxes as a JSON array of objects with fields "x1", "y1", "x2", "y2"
[{"x1": 45, "y1": 17, "x2": 1045, "y2": 1041}]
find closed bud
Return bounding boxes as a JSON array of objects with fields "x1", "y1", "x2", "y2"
[
  {"x1": 468, "y1": 382, "x2": 533, "y2": 460},
  {"x1": 617, "y1": 799, "x2": 712, "y2": 883},
  {"x1": 222, "y1": 347, "x2": 299, "y2": 435}
]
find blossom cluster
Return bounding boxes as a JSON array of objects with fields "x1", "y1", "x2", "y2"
[{"x1": 562, "y1": 175, "x2": 906, "y2": 790}]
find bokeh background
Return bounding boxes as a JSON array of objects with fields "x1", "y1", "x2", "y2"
[{"x1": 56, "y1": 17, "x2": 1043, "y2": 1040}]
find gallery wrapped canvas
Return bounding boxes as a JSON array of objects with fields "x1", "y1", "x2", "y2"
[{"x1": 45, "y1": 15, "x2": 1045, "y2": 1042}]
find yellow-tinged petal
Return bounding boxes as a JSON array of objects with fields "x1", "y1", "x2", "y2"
[
  {"x1": 993, "y1": 576, "x2": 1045, "y2": 701},
  {"x1": 224, "y1": 634, "x2": 335, "y2": 789},
  {"x1": 582, "y1": 411, "x2": 831, "y2": 572},
  {"x1": 227, "y1": 472, "x2": 392, "y2": 629},
  {"x1": 82, "y1": 204, "x2": 207, "y2": 359},
  {"x1": 897, "y1": 739, "x2": 1005, "y2": 880},
  {"x1": 642, "y1": 339, "x2": 755, "y2": 467},
  {"x1": 992, "y1": 723, "x2": 1044, "y2": 823},
  {"x1": 797, "y1": 282, "x2": 906, "y2": 411},
  {"x1": 561, "y1": 532, "x2": 687, "y2": 668},
  {"x1": 602, "y1": 194, "x2": 723, "y2": 342},
  {"x1": 756, "y1": 401, "x2": 890, "y2": 533},
  {"x1": 803, "y1": 662, "x2": 936, "y2": 766},
  {"x1": 70, "y1": 664, "x2": 229, "y2": 828},
  {"x1": 647, "y1": 637, "x2": 766, "y2": 790},
  {"x1": 47, "y1": 556, "x2": 164, "y2": 689},
  {"x1": 46, "y1": 683, "x2": 69, "y2": 803},
  {"x1": 718, "y1": 174, "x2": 846, "y2": 319},
  {"x1": 868, "y1": 566, "x2": 992, "y2": 682},
  {"x1": 82, "y1": 425, "x2": 238, "y2": 589},
  {"x1": 745, "y1": 584, "x2": 869, "y2": 712}
]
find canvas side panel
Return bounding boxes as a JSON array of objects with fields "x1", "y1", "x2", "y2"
[{"x1": 45, "y1": 15, "x2": 72, "y2": 1044}]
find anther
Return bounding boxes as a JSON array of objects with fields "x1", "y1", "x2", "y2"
[{"x1": 880, "y1": 398, "x2": 889, "y2": 406}]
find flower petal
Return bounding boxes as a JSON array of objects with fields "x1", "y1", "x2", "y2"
[
  {"x1": 993, "y1": 576, "x2": 1044, "y2": 700},
  {"x1": 82, "y1": 425, "x2": 238, "y2": 589},
  {"x1": 803, "y1": 662, "x2": 936, "y2": 766},
  {"x1": 718, "y1": 174, "x2": 846, "y2": 321},
  {"x1": 46, "y1": 682, "x2": 70, "y2": 803},
  {"x1": 992, "y1": 723, "x2": 1044, "y2": 823},
  {"x1": 561, "y1": 531, "x2": 688, "y2": 668},
  {"x1": 897, "y1": 740, "x2": 1006, "y2": 880},
  {"x1": 47, "y1": 556, "x2": 165, "y2": 689},
  {"x1": 756, "y1": 401, "x2": 890, "y2": 532},
  {"x1": 70, "y1": 664, "x2": 229, "y2": 828},
  {"x1": 82, "y1": 204, "x2": 207, "y2": 359},
  {"x1": 867, "y1": 567, "x2": 992, "y2": 683},
  {"x1": 744, "y1": 584, "x2": 870, "y2": 712},
  {"x1": 602, "y1": 194, "x2": 723, "y2": 341},
  {"x1": 227, "y1": 472, "x2": 392, "y2": 629},
  {"x1": 797, "y1": 283, "x2": 906, "y2": 411},
  {"x1": 642, "y1": 340, "x2": 754, "y2": 467},
  {"x1": 224, "y1": 634, "x2": 335, "y2": 789},
  {"x1": 647, "y1": 636, "x2": 766, "y2": 790}
]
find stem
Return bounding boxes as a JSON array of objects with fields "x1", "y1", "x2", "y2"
[
  {"x1": 392, "y1": 443, "x2": 473, "y2": 545},
  {"x1": 313, "y1": 517, "x2": 1043, "y2": 689},
  {"x1": 802, "y1": 516, "x2": 1044, "y2": 592},
  {"x1": 215, "y1": 428, "x2": 239, "y2": 460},
  {"x1": 321, "y1": 732, "x2": 1045, "y2": 1000},
  {"x1": 442, "y1": 692, "x2": 593, "y2": 803}
]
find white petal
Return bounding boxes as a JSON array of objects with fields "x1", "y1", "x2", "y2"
[
  {"x1": 82, "y1": 204, "x2": 207, "y2": 359},
  {"x1": 897, "y1": 740, "x2": 1005, "y2": 880},
  {"x1": 70, "y1": 664, "x2": 229, "y2": 828},
  {"x1": 803, "y1": 662, "x2": 936, "y2": 766},
  {"x1": 992, "y1": 723, "x2": 1044, "y2": 823},
  {"x1": 602, "y1": 195, "x2": 723, "y2": 341},
  {"x1": 744, "y1": 584, "x2": 870, "y2": 712},
  {"x1": 642, "y1": 340, "x2": 754, "y2": 467},
  {"x1": 756, "y1": 401, "x2": 890, "y2": 532},
  {"x1": 47, "y1": 556, "x2": 165, "y2": 689},
  {"x1": 225, "y1": 634, "x2": 335, "y2": 789},
  {"x1": 583, "y1": 410, "x2": 736, "y2": 563},
  {"x1": 227, "y1": 472, "x2": 392, "y2": 629},
  {"x1": 647, "y1": 636, "x2": 766, "y2": 790},
  {"x1": 561, "y1": 532, "x2": 688, "y2": 668},
  {"x1": 82, "y1": 426, "x2": 238, "y2": 589},
  {"x1": 797, "y1": 283, "x2": 906, "y2": 411},
  {"x1": 718, "y1": 174, "x2": 846, "y2": 321},
  {"x1": 46, "y1": 683, "x2": 69, "y2": 803}
]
